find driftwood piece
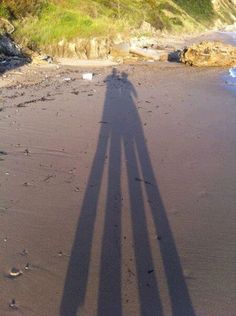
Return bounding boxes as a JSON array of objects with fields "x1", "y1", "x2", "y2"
[{"x1": 129, "y1": 47, "x2": 160, "y2": 60}]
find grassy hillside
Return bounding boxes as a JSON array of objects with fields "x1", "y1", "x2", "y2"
[{"x1": 0, "y1": 0, "x2": 236, "y2": 50}]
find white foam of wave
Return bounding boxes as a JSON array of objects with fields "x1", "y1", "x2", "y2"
[
  {"x1": 229, "y1": 68, "x2": 236, "y2": 78},
  {"x1": 225, "y1": 69, "x2": 236, "y2": 89}
]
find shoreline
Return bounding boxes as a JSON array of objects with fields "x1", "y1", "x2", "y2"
[{"x1": 0, "y1": 26, "x2": 235, "y2": 82}]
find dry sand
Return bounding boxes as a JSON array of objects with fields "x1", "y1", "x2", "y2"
[{"x1": 0, "y1": 61, "x2": 236, "y2": 316}]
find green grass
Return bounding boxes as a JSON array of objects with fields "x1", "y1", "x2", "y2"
[
  {"x1": 172, "y1": 0, "x2": 215, "y2": 20},
  {"x1": 14, "y1": 3, "x2": 123, "y2": 47},
  {"x1": 0, "y1": 3, "x2": 11, "y2": 19},
  {"x1": 0, "y1": 0, "x2": 235, "y2": 50}
]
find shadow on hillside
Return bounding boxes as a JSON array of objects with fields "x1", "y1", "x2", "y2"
[{"x1": 60, "y1": 69, "x2": 195, "y2": 316}]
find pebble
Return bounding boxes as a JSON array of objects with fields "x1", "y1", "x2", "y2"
[
  {"x1": 9, "y1": 299, "x2": 17, "y2": 309},
  {"x1": 8, "y1": 267, "x2": 23, "y2": 278},
  {"x1": 20, "y1": 249, "x2": 28, "y2": 256},
  {"x1": 24, "y1": 263, "x2": 30, "y2": 270}
]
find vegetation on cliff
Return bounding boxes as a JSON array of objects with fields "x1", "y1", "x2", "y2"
[{"x1": 0, "y1": 0, "x2": 235, "y2": 50}]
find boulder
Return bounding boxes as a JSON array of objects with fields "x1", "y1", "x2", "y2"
[
  {"x1": 168, "y1": 50, "x2": 182, "y2": 62},
  {"x1": 110, "y1": 42, "x2": 131, "y2": 57},
  {"x1": 181, "y1": 41, "x2": 236, "y2": 67},
  {"x1": 0, "y1": 35, "x2": 23, "y2": 57}
]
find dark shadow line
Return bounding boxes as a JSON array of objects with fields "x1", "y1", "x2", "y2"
[
  {"x1": 135, "y1": 134, "x2": 195, "y2": 316},
  {"x1": 60, "y1": 123, "x2": 110, "y2": 316},
  {"x1": 97, "y1": 132, "x2": 122, "y2": 316},
  {"x1": 124, "y1": 139, "x2": 163, "y2": 316}
]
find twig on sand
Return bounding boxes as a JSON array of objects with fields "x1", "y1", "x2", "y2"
[{"x1": 16, "y1": 96, "x2": 54, "y2": 108}]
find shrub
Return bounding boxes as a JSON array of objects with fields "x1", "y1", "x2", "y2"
[{"x1": 0, "y1": 0, "x2": 47, "y2": 18}]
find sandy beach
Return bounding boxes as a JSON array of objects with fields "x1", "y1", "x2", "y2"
[{"x1": 0, "y1": 60, "x2": 236, "y2": 316}]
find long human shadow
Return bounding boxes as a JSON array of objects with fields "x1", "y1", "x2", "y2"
[{"x1": 60, "y1": 69, "x2": 195, "y2": 316}]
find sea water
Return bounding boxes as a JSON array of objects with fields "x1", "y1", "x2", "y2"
[
  {"x1": 219, "y1": 31, "x2": 236, "y2": 45},
  {"x1": 229, "y1": 67, "x2": 236, "y2": 79},
  {"x1": 227, "y1": 66, "x2": 236, "y2": 86},
  {"x1": 224, "y1": 67, "x2": 236, "y2": 93},
  {"x1": 221, "y1": 31, "x2": 236, "y2": 89}
]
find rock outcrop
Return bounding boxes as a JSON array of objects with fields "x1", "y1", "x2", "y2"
[
  {"x1": 0, "y1": 35, "x2": 23, "y2": 57},
  {"x1": 181, "y1": 41, "x2": 236, "y2": 67},
  {"x1": 0, "y1": 35, "x2": 29, "y2": 73},
  {"x1": 45, "y1": 37, "x2": 111, "y2": 60}
]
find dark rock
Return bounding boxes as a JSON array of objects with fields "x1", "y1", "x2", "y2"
[
  {"x1": 0, "y1": 35, "x2": 22, "y2": 57},
  {"x1": 168, "y1": 50, "x2": 182, "y2": 62}
]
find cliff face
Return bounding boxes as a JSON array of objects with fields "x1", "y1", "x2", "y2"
[
  {"x1": 211, "y1": 0, "x2": 236, "y2": 26},
  {"x1": 212, "y1": 0, "x2": 236, "y2": 8}
]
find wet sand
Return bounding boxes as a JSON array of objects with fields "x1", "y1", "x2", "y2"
[{"x1": 0, "y1": 62, "x2": 236, "y2": 316}]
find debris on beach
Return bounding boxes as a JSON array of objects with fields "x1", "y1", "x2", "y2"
[
  {"x1": 73, "y1": 186, "x2": 80, "y2": 192},
  {"x1": 63, "y1": 77, "x2": 72, "y2": 82},
  {"x1": 134, "y1": 177, "x2": 154, "y2": 186},
  {"x1": 71, "y1": 90, "x2": 79, "y2": 95},
  {"x1": 57, "y1": 251, "x2": 69, "y2": 257},
  {"x1": 0, "y1": 150, "x2": 8, "y2": 155},
  {"x1": 16, "y1": 96, "x2": 54, "y2": 108},
  {"x1": 82, "y1": 73, "x2": 93, "y2": 80},
  {"x1": 0, "y1": 206, "x2": 7, "y2": 214},
  {"x1": 40, "y1": 55, "x2": 53, "y2": 63},
  {"x1": 20, "y1": 249, "x2": 28, "y2": 256},
  {"x1": 23, "y1": 182, "x2": 31, "y2": 187},
  {"x1": 24, "y1": 148, "x2": 30, "y2": 155},
  {"x1": 9, "y1": 299, "x2": 18, "y2": 310},
  {"x1": 43, "y1": 174, "x2": 54, "y2": 182},
  {"x1": 8, "y1": 267, "x2": 23, "y2": 278},
  {"x1": 129, "y1": 47, "x2": 161, "y2": 61},
  {"x1": 24, "y1": 263, "x2": 30, "y2": 270}
]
